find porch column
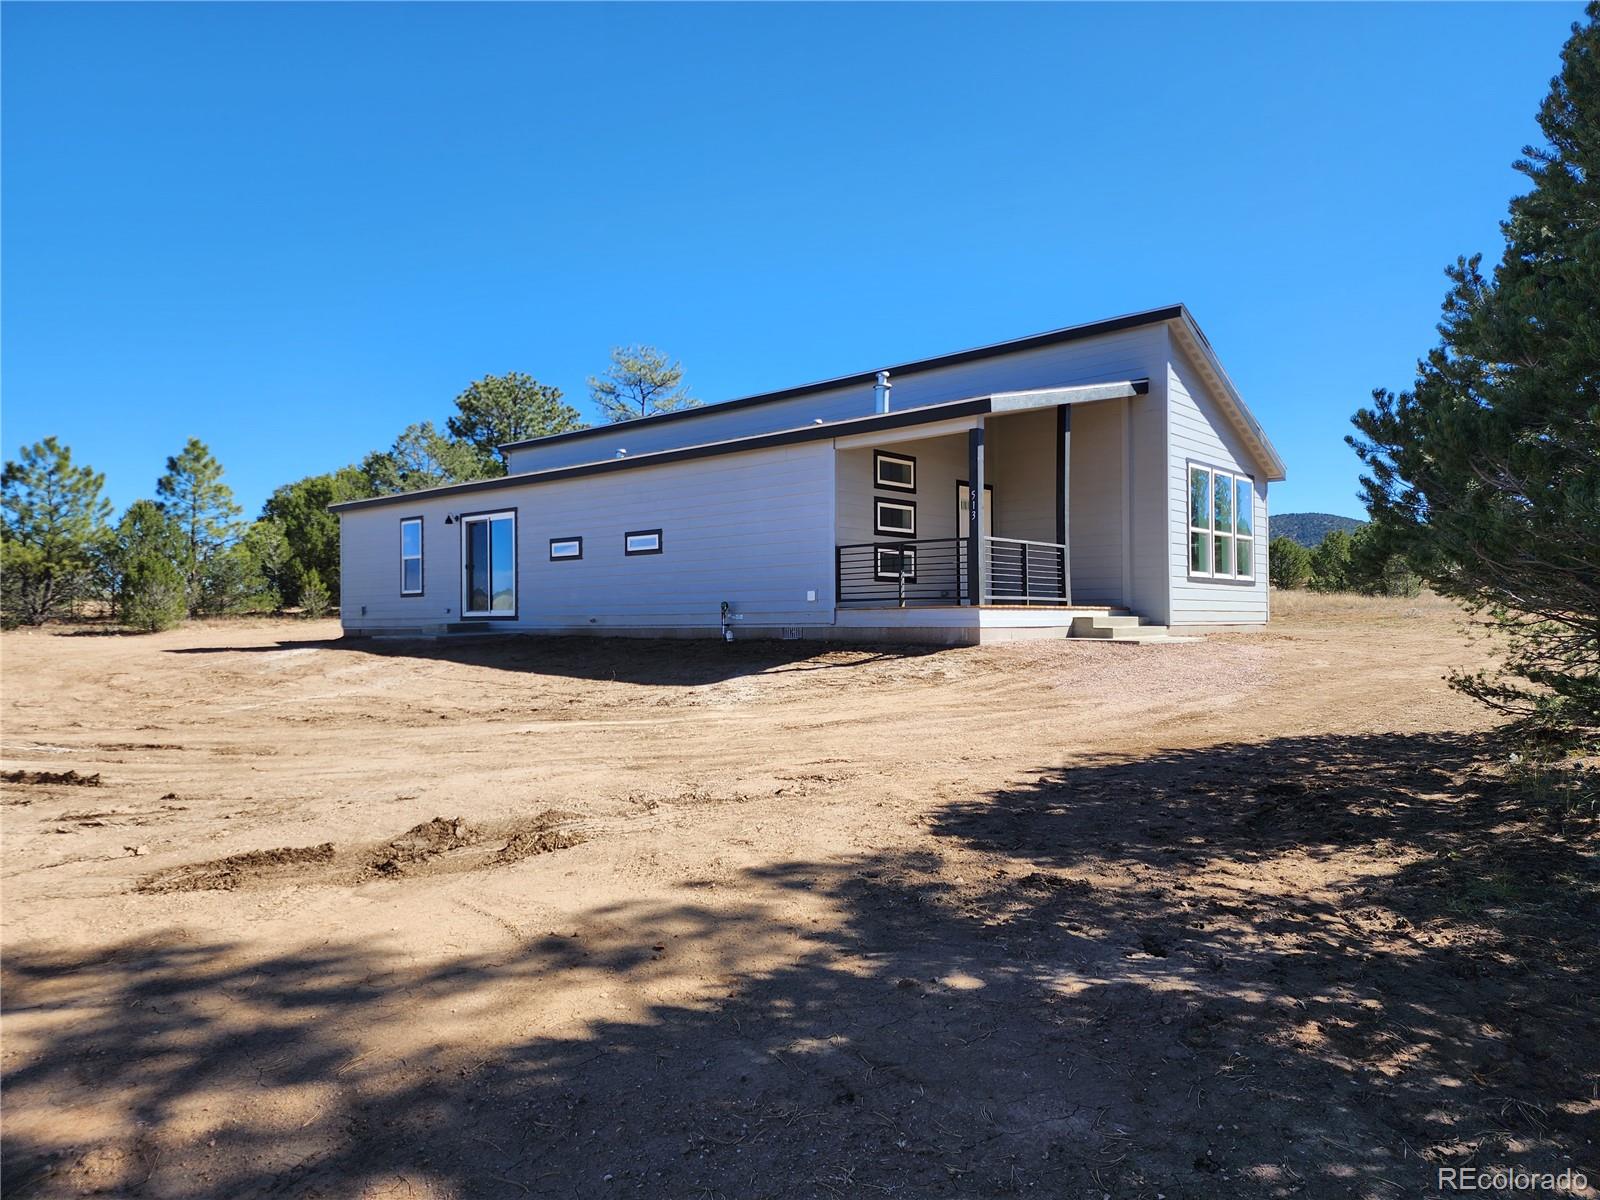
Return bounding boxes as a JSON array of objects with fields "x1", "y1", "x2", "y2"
[
  {"x1": 966, "y1": 422, "x2": 987, "y2": 606},
  {"x1": 1056, "y1": 405, "x2": 1072, "y2": 604}
]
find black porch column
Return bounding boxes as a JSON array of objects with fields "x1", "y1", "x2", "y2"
[
  {"x1": 967, "y1": 423, "x2": 987, "y2": 606},
  {"x1": 1056, "y1": 404, "x2": 1072, "y2": 604}
]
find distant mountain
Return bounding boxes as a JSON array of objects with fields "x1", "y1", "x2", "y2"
[{"x1": 1272, "y1": 512, "x2": 1366, "y2": 548}]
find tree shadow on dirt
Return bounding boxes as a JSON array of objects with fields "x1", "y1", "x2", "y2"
[
  {"x1": 165, "y1": 634, "x2": 942, "y2": 687},
  {"x1": 5, "y1": 732, "x2": 1596, "y2": 1198}
]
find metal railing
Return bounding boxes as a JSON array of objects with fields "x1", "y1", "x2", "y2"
[{"x1": 836, "y1": 536, "x2": 1072, "y2": 607}]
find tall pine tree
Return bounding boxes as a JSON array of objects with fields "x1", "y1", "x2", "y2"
[
  {"x1": 0, "y1": 437, "x2": 112, "y2": 625},
  {"x1": 1350, "y1": 4, "x2": 1600, "y2": 735},
  {"x1": 156, "y1": 437, "x2": 242, "y2": 614}
]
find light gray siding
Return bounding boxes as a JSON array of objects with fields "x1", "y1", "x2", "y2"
[
  {"x1": 341, "y1": 441, "x2": 837, "y2": 632},
  {"x1": 835, "y1": 433, "x2": 970, "y2": 547},
  {"x1": 987, "y1": 408, "x2": 1057, "y2": 544},
  {"x1": 1166, "y1": 343, "x2": 1270, "y2": 626},
  {"x1": 505, "y1": 325, "x2": 1168, "y2": 475},
  {"x1": 1065, "y1": 399, "x2": 1125, "y2": 606},
  {"x1": 1128, "y1": 374, "x2": 1170, "y2": 625}
]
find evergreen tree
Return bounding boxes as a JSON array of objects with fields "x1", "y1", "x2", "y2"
[
  {"x1": 156, "y1": 437, "x2": 242, "y2": 613},
  {"x1": 1308, "y1": 529, "x2": 1355, "y2": 593},
  {"x1": 361, "y1": 422, "x2": 480, "y2": 496},
  {"x1": 262, "y1": 467, "x2": 370, "y2": 604},
  {"x1": 447, "y1": 373, "x2": 585, "y2": 476},
  {"x1": 0, "y1": 437, "x2": 112, "y2": 625},
  {"x1": 588, "y1": 345, "x2": 699, "y2": 423},
  {"x1": 1268, "y1": 536, "x2": 1312, "y2": 590},
  {"x1": 111, "y1": 500, "x2": 188, "y2": 632},
  {"x1": 1350, "y1": 4, "x2": 1600, "y2": 734}
]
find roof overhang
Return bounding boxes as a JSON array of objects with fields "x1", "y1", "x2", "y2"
[
  {"x1": 330, "y1": 380, "x2": 1149, "y2": 514},
  {"x1": 1170, "y1": 313, "x2": 1286, "y2": 482}
]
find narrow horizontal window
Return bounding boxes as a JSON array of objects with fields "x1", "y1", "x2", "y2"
[
  {"x1": 874, "y1": 450, "x2": 916, "y2": 493},
  {"x1": 400, "y1": 517, "x2": 423, "y2": 596},
  {"x1": 874, "y1": 545, "x2": 917, "y2": 582},
  {"x1": 549, "y1": 537, "x2": 583, "y2": 561},
  {"x1": 624, "y1": 529, "x2": 663, "y2": 556},
  {"x1": 874, "y1": 498, "x2": 916, "y2": 538}
]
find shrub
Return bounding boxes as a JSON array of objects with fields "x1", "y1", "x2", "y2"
[{"x1": 1268, "y1": 536, "x2": 1311, "y2": 590}]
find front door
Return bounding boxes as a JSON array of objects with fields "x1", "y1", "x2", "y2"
[
  {"x1": 461, "y1": 510, "x2": 517, "y2": 617},
  {"x1": 955, "y1": 481, "x2": 994, "y2": 538}
]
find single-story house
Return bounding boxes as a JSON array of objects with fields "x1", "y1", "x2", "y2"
[{"x1": 332, "y1": 304, "x2": 1285, "y2": 644}]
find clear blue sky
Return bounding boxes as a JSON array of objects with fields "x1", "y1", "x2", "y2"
[{"x1": 2, "y1": 2, "x2": 1582, "y2": 519}]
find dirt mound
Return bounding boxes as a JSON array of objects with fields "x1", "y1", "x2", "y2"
[
  {"x1": 3, "y1": 769, "x2": 101, "y2": 787},
  {"x1": 134, "y1": 812, "x2": 585, "y2": 894},
  {"x1": 489, "y1": 812, "x2": 586, "y2": 865},
  {"x1": 365, "y1": 816, "x2": 479, "y2": 878},
  {"x1": 138, "y1": 844, "x2": 336, "y2": 893}
]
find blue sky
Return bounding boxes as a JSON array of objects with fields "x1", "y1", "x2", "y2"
[{"x1": 2, "y1": 2, "x2": 1582, "y2": 518}]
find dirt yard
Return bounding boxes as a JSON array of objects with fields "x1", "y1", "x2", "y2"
[{"x1": 3, "y1": 594, "x2": 1595, "y2": 1199}]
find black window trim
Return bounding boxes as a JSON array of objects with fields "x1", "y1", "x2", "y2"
[
  {"x1": 874, "y1": 544, "x2": 919, "y2": 583},
  {"x1": 399, "y1": 515, "x2": 425, "y2": 597},
  {"x1": 873, "y1": 449, "x2": 918, "y2": 494},
  {"x1": 548, "y1": 536, "x2": 584, "y2": 561},
  {"x1": 624, "y1": 528, "x2": 664, "y2": 556},
  {"x1": 873, "y1": 497, "x2": 917, "y2": 539}
]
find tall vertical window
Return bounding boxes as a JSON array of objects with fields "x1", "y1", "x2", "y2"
[
  {"x1": 1188, "y1": 464, "x2": 1255, "y2": 580},
  {"x1": 400, "y1": 518, "x2": 423, "y2": 596},
  {"x1": 461, "y1": 511, "x2": 516, "y2": 616}
]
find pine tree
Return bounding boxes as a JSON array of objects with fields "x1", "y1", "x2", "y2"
[
  {"x1": 588, "y1": 346, "x2": 699, "y2": 423},
  {"x1": 111, "y1": 500, "x2": 188, "y2": 632},
  {"x1": 156, "y1": 438, "x2": 242, "y2": 613},
  {"x1": 1350, "y1": 4, "x2": 1600, "y2": 734},
  {"x1": 447, "y1": 373, "x2": 585, "y2": 476},
  {"x1": 0, "y1": 437, "x2": 112, "y2": 625}
]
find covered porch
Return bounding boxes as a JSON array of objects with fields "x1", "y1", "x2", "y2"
[{"x1": 833, "y1": 382, "x2": 1139, "y2": 610}]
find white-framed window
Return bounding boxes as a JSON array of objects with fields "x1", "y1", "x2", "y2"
[
  {"x1": 874, "y1": 450, "x2": 916, "y2": 493},
  {"x1": 461, "y1": 510, "x2": 516, "y2": 616},
  {"x1": 874, "y1": 498, "x2": 916, "y2": 538},
  {"x1": 1188, "y1": 464, "x2": 1255, "y2": 580},
  {"x1": 400, "y1": 517, "x2": 423, "y2": 596},
  {"x1": 549, "y1": 537, "x2": 582, "y2": 561},
  {"x1": 874, "y1": 545, "x2": 917, "y2": 582},
  {"x1": 624, "y1": 529, "x2": 663, "y2": 556}
]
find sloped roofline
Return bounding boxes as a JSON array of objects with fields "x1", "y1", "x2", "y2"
[{"x1": 499, "y1": 304, "x2": 1188, "y2": 453}]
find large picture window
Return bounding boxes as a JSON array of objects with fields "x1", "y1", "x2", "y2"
[
  {"x1": 1188, "y1": 464, "x2": 1254, "y2": 580},
  {"x1": 461, "y1": 510, "x2": 516, "y2": 616},
  {"x1": 400, "y1": 517, "x2": 423, "y2": 596}
]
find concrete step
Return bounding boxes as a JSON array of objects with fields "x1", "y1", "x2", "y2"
[{"x1": 1069, "y1": 614, "x2": 1174, "y2": 641}]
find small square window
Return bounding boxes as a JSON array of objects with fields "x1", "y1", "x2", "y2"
[
  {"x1": 874, "y1": 450, "x2": 916, "y2": 493},
  {"x1": 549, "y1": 537, "x2": 583, "y2": 561},
  {"x1": 624, "y1": 529, "x2": 663, "y2": 556},
  {"x1": 874, "y1": 498, "x2": 916, "y2": 537}
]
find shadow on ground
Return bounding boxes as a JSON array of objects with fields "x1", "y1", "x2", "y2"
[
  {"x1": 165, "y1": 634, "x2": 941, "y2": 687},
  {"x1": 5, "y1": 733, "x2": 1596, "y2": 1198}
]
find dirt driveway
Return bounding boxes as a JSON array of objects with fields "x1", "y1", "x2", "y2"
[{"x1": 2, "y1": 594, "x2": 1595, "y2": 1198}]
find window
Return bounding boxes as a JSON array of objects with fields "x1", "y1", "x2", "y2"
[
  {"x1": 874, "y1": 498, "x2": 916, "y2": 538},
  {"x1": 874, "y1": 450, "x2": 916, "y2": 493},
  {"x1": 624, "y1": 529, "x2": 663, "y2": 556},
  {"x1": 400, "y1": 518, "x2": 423, "y2": 596},
  {"x1": 875, "y1": 545, "x2": 917, "y2": 582},
  {"x1": 461, "y1": 510, "x2": 516, "y2": 616},
  {"x1": 549, "y1": 537, "x2": 583, "y2": 561},
  {"x1": 1188, "y1": 464, "x2": 1255, "y2": 580}
]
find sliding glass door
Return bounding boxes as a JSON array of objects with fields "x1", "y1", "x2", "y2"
[{"x1": 461, "y1": 511, "x2": 516, "y2": 616}]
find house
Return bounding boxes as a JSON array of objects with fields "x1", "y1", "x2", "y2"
[{"x1": 332, "y1": 305, "x2": 1285, "y2": 644}]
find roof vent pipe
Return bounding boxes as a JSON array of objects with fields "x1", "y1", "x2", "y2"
[{"x1": 874, "y1": 370, "x2": 892, "y2": 414}]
